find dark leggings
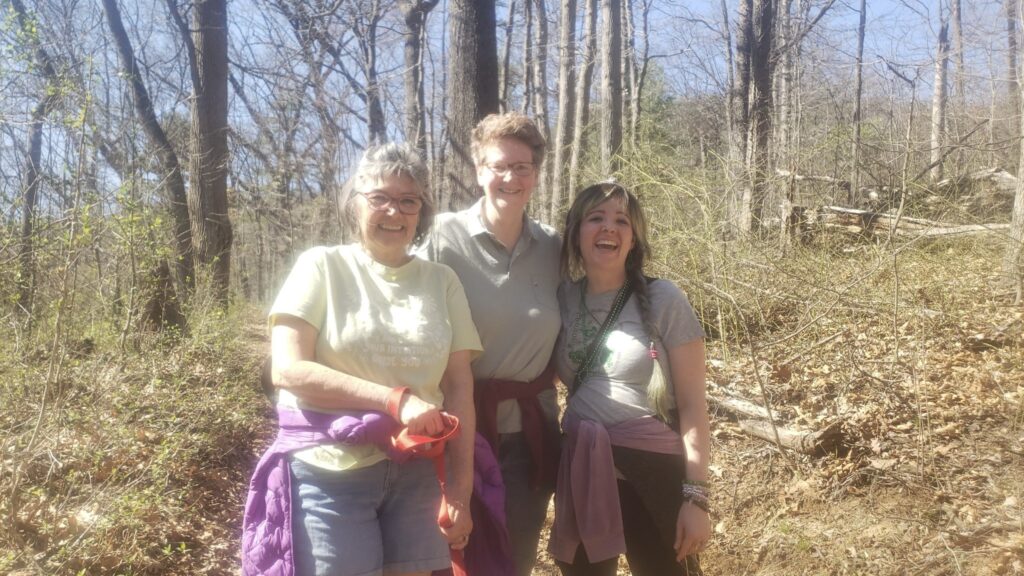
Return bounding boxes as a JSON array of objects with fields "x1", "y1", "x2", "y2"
[{"x1": 555, "y1": 448, "x2": 703, "y2": 576}]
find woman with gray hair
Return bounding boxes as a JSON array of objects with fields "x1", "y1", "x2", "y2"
[{"x1": 243, "y1": 142, "x2": 480, "y2": 576}]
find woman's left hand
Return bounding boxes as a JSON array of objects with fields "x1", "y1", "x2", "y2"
[
  {"x1": 674, "y1": 501, "x2": 711, "y2": 561},
  {"x1": 440, "y1": 499, "x2": 473, "y2": 550}
]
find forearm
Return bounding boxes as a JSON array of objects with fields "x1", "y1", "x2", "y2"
[
  {"x1": 441, "y1": 352, "x2": 476, "y2": 504},
  {"x1": 276, "y1": 359, "x2": 394, "y2": 412},
  {"x1": 678, "y1": 402, "x2": 711, "y2": 483}
]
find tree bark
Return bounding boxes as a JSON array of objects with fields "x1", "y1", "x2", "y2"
[
  {"x1": 599, "y1": 0, "x2": 623, "y2": 174},
  {"x1": 9, "y1": 0, "x2": 61, "y2": 320},
  {"x1": 186, "y1": 0, "x2": 233, "y2": 305},
  {"x1": 399, "y1": 0, "x2": 440, "y2": 154},
  {"x1": 531, "y1": 0, "x2": 552, "y2": 220},
  {"x1": 499, "y1": 0, "x2": 517, "y2": 112},
  {"x1": 1006, "y1": 0, "x2": 1021, "y2": 164},
  {"x1": 551, "y1": 0, "x2": 577, "y2": 220},
  {"x1": 446, "y1": 0, "x2": 500, "y2": 209},
  {"x1": 930, "y1": 12, "x2": 949, "y2": 184},
  {"x1": 568, "y1": 0, "x2": 597, "y2": 201},
  {"x1": 729, "y1": 0, "x2": 753, "y2": 232},
  {"x1": 850, "y1": 0, "x2": 866, "y2": 205},
  {"x1": 1004, "y1": 77, "x2": 1024, "y2": 302},
  {"x1": 101, "y1": 0, "x2": 195, "y2": 298},
  {"x1": 745, "y1": 0, "x2": 775, "y2": 232},
  {"x1": 521, "y1": 0, "x2": 534, "y2": 115}
]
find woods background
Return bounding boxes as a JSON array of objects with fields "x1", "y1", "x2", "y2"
[{"x1": 2, "y1": 0, "x2": 1023, "y2": 574}]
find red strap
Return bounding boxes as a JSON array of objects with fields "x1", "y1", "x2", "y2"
[
  {"x1": 386, "y1": 387, "x2": 409, "y2": 421},
  {"x1": 389, "y1": 412, "x2": 467, "y2": 576}
]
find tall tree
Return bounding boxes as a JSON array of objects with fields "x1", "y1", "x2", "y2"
[
  {"x1": 568, "y1": 0, "x2": 597, "y2": 200},
  {"x1": 1004, "y1": 78, "x2": 1024, "y2": 302},
  {"x1": 850, "y1": 0, "x2": 866, "y2": 205},
  {"x1": 446, "y1": 0, "x2": 500, "y2": 209},
  {"x1": 599, "y1": 0, "x2": 623, "y2": 174},
  {"x1": 551, "y1": 0, "x2": 577, "y2": 218},
  {"x1": 175, "y1": 0, "x2": 234, "y2": 304},
  {"x1": 930, "y1": 10, "x2": 949, "y2": 183},
  {"x1": 399, "y1": 0, "x2": 440, "y2": 154},
  {"x1": 530, "y1": 0, "x2": 551, "y2": 220},
  {"x1": 101, "y1": 0, "x2": 195, "y2": 297},
  {"x1": 499, "y1": 0, "x2": 518, "y2": 111},
  {"x1": 1007, "y1": 0, "x2": 1021, "y2": 164},
  {"x1": 9, "y1": 0, "x2": 62, "y2": 320},
  {"x1": 731, "y1": 0, "x2": 775, "y2": 233}
]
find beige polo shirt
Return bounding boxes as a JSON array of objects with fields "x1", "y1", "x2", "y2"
[{"x1": 421, "y1": 199, "x2": 562, "y2": 432}]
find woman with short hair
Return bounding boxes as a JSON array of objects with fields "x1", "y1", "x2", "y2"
[
  {"x1": 243, "y1": 142, "x2": 480, "y2": 576},
  {"x1": 422, "y1": 112, "x2": 562, "y2": 576}
]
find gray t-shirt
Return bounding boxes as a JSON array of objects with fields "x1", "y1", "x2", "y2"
[
  {"x1": 421, "y1": 199, "x2": 562, "y2": 432},
  {"x1": 556, "y1": 278, "x2": 705, "y2": 426}
]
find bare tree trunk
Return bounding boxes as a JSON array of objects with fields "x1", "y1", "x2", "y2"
[
  {"x1": 631, "y1": 0, "x2": 652, "y2": 148},
  {"x1": 599, "y1": 0, "x2": 623, "y2": 174},
  {"x1": 399, "y1": 0, "x2": 440, "y2": 154},
  {"x1": 568, "y1": 0, "x2": 597, "y2": 201},
  {"x1": 722, "y1": 0, "x2": 737, "y2": 173},
  {"x1": 930, "y1": 11, "x2": 949, "y2": 184},
  {"x1": 446, "y1": 0, "x2": 500, "y2": 209},
  {"x1": 1007, "y1": 0, "x2": 1021, "y2": 164},
  {"x1": 950, "y1": 0, "x2": 965, "y2": 171},
  {"x1": 521, "y1": 0, "x2": 534, "y2": 114},
  {"x1": 736, "y1": 0, "x2": 774, "y2": 234},
  {"x1": 499, "y1": 0, "x2": 517, "y2": 112},
  {"x1": 359, "y1": 0, "x2": 387, "y2": 145},
  {"x1": 531, "y1": 0, "x2": 552, "y2": 220},
  {"x1": 1004, "y1": 89, "x2": 1024, "y2": 301},
  {"x1": 850, "y1": 0, "x2": 866, "y2": 205},
  {"x1": 10, "y1": 0, "x2": 61, "y2": 320},
  {"x1": 101, "y1": 0, "x2": 195, "y2": 298},
  {"x1": 551, "y1": 0, "x2": 577, "y2": 220},
  {"x1": 621, "y1": 0, "x2": 635, "y2": 150},
  {"x1": 730, "y1": 0, "x2": 753, "y2": 232},
  {"x1": 186, "y1": 0, "x2": 233, "y2": 304}
]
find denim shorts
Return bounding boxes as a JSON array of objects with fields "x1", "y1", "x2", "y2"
[{"x1": 290, "y1": 457, "x2": 451, "y2": 576}]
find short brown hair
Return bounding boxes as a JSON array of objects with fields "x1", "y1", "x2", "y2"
[{"x1": 470, "y1": 112, "x2": 547, "y2": 167}]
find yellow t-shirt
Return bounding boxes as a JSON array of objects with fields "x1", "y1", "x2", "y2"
[{"x1": 270, "y1": 244, "x2": 482, "y2": 470}]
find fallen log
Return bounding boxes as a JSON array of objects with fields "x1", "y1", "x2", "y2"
[
  {"x1": 818, "y1": 206, "x2": 1010, "y2": 238},
  {"x1": 738, "y1": 419, "x2": 844, "y2": 455},
  {"x1": 708, "y1": 392, "x2": 773, "y2": 420}
]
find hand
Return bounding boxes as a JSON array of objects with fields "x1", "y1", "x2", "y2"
[
  {"x1": 398, "y1": 394, "x2": 445, "y2": 436},
  {"x1": 674, "y1": 501, "x2": 711, "y2": 561},
  {"x1": 439, "y1": 499, "x2": 472, "y2": 550}
]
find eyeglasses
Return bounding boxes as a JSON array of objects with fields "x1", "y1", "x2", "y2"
[
  {"x1": 485, "y1": 162, "x2": 536, "y2": 178},
  {"x1": 360, "y1": 192, "x2": 423, "y2": 215}
]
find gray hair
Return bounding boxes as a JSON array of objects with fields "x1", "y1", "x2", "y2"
[{"x1": 341, "y1": 142, "x2": 435, "y2": 246}]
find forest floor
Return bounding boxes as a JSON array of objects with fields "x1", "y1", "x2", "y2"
[{"x1": 2, "y1": 234, "x2": 1023, "y2": 575}]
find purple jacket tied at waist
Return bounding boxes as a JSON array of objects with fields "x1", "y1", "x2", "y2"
[
  {"x1": 241, "y1": 407, "x2": 400, "y2": 576},
  {"x1": 549, "y1": 413, "x2": 683, "y2": 564},
  {"x1": 241, "y1": 406, "x2": 512, "y2": 576}
]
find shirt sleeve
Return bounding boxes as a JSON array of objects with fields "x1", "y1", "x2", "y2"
[
  {"x1": 652, "y1": 279, "x2": 705, "y2": 349},
  {"x1": 445, "y1": 267, "x2": 484, "y2": 359},
  {"x1": 268, "y1": 247, "x2": 328, "y2": 331}
]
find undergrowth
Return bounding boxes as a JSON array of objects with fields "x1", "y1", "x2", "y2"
[{"x1": 1, "y1": 303, "x2": 270, "y2": 575}]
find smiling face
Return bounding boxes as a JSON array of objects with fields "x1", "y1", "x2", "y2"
[
  {"x1": 578, "y1": 195, "x2": 635, "y2": 275},
  {"x1": 355, "y1": 174, "x2": 423, "y2": 266},
  {"x1": 476, "y1": 137, "x2": 538, "y2": 216}
]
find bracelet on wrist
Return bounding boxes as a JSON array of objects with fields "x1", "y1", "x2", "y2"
[
  {"x1": 386, "y1": 387, "x2": 409, "y2": 421},
  {"x1": 682, "y1": 495, "x2": 711, "y2": 514}
]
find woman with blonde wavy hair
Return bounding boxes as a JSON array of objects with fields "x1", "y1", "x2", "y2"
[{"x1": 549, "y1": 182, "x2": 711, "y2": 575}]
